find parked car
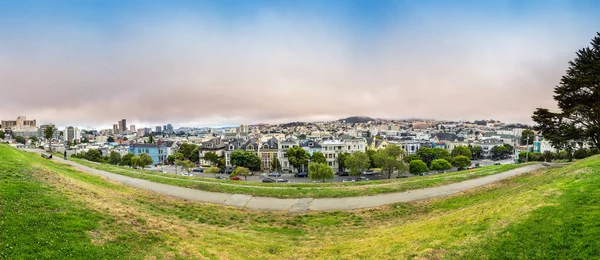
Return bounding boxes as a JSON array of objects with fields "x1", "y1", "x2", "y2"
[
  {"x1": 262, "y1": 178, "x2": 276, "y2": 183},
  {"x1": 215, "y1": 176, "x2": 228, "y2": 180},
  {"x1": 342, "y1": 178, "x2": 355, "y2": 183},
  {"x1": 225, "y1": 169, "x2": 233, "y2": 174},
  {"x1": 230, "y1": 176, "x2": 242, "y2": 181},
  {"x1": 396, "y1": 175, "x2": 409, "y2": 178},
  {"x1": 338, "y1": 172, "x2": 350, "y2": 176},
  {"x1": 362, "y1": 170, "x2": 378, "y2": 175},
  {"x1": 356, "y1": 176, "x2": 369, "y2": 181},
  {"x1": 276, "y1": 178, "x2": 290, "y2": 183},
  {"x1": 294, "y1": 172, "x2": 308, "y2": 178},
  {"x1": 268, "y1": 172, "x2": 281, "y2": 177},
  {"x1": 192, "y1": 168, "x2": 204, "y2": 172}
]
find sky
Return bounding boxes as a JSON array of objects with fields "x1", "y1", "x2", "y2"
[{"x1": 0, "y1": 0, "x2": 599, "y2": 129}]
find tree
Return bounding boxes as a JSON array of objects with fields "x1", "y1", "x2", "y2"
[
  {"x1": 203, "y1": 151, "x2": 220, "y2": 165},
  {"x1": 451, "y1": 155, "x2": 471, "y2": 169},
  {"x1": 365, "y1": 149, "x2": 377, "y2": 168},
  {"x1": 374, "y1": 148, "x2": 407, "y2": 179},
  {"x1": 403, "y1": 154, "x2": 420, "y2": 164},
  {"x1": 179, "y1": 160, "x2": 195, "y2": 174},
  {"x1": 85, "y1": 149, "x2": 102, "y2": 162},
  {"x1": 471, "y1": 146, "x2": 483, "y2": 160},
  {"x1": 14, "y1": 136, "x2": 26, "y2": 144},
  {"x1": 430, "y1": 159, "x2": 452, "y2": 173},
  {"x1": 337, "y1": 152, "x2": 349, "y2": 173},
  {"x1": 298, "y1": 134, "x2": 307, "y2": 140},
  {"x1": 190, "y1": 146, "x2": 200, "y2": 163},
  {"x1": 542, "y1": 151, "x2": 556, "y2": 162},
  {"x1": 409, "y1": 160, "x2": 429, "y2": 175},
  {"x1": 232, "y1": 166, "x2": 251, "y2": 181},
  {"x1": 205, "y1": 166, "x2": 220, "y2": 176},
  {"x1": 533, "y1": 33, "x2": 600, "y2": 151},
  {"x1": 270, "y1": 157, "x2": 282, "y2": 172},
  {"x1": 432, "y1": 148, "x2": 451, "y2": 161},
  {"x1": 0, "y1": 130, "x2": 5, "y2": 139},
  {"x1": 345, "y1": 151, "x2": 370, "y2": 177},
  {"x1": 416, "y1": 147, "x2": 437, "y2": 166},
  {"x1": 178, "y1": 143, "x2": 198, "y2": 162},
  {"x1": 167, "y1": 154, "x2": 176, "y2": 165},
  {"x1": 28, "y1": 136, "x2": 38, "y2": 146},
  {"x1": 108, "y1": 151, "x2": 121, "y2": 165},
  {"x1": 148, "y1": 135, "x2": 154, "y2": 144},
  {"x1": 310, "y1": 151, "x2": 326, "y2": 164},
  {"x1": 138, "y1": 153, "x2": 153, "y2": 168},
  {"x1": 285, "y1": 146, "x2": 310, "y2": 172},
  {"x1": 503, "y1": 144, "x2": 514, "y2": 154},
  {"x1": 123, "y1": 137, "x2": 128, "y2": 141},
  {"x1": 121, "y1": 153, "x2": 135, "y2": 167},
  {"x1": 573, "y1": 148, "x2": 590, "y2": 159},
  {"x1": 44, "y1": 125, "x2": 56, "y2": 152},
  {"x1": 451, "y1": 146, "x2": 471, "y2": 158},
  {"x1": 230, "y1": 150, "x2": 261, "y2": 171},
  {"x1": 490, "y1": 145, "x2": 508, "y2": 160},
  {"x1": 131, "y1": 155, "x2": 140, "y2": 169},
  {"x1": 521, "y1": 130, "x2": 535, "y2": 145},
  {"x1": 107, "y1": 136, "x2": 115, "y2": 142},
  {"x1": 308, "y1": 162, "x2": 334, "y2": 182}
]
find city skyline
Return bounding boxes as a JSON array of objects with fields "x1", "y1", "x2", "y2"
[{"x1": 1, "y1": 0, "x2": 600, "y2": 127}]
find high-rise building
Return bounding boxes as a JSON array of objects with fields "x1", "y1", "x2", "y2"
[
  {"x1": 166, "y1": 124, "x2": 173, "y2": 133},
  {"x1": 112, "y1": 124, "x2": 119, "y2": 135},
  {"x1": 64, "y1": 126, "x2": 81, "y2": 142},
  {"x1": 130, "y1": 125, "x2": 136, "y2": 133},
  {"x1": 237, "y1": 124, "x2": 248, "y2": 133},
  {"x1": 1, "y1": 116, "x2": 37, "y2": 132},
  {"x1": 119, "y1": 119, "x2": 127, "y2": 134},
  {"x1": 155, "y1": 126, "x2": 162, "y2": 133}
]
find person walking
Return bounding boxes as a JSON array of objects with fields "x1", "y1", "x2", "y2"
[{"x1": 64, "y1": 151, "x2": 67, "y2": 160}]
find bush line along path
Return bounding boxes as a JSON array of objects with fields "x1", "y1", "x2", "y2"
[{"x1": 25, "y1": 148, "x2": 545, "y2": 213}]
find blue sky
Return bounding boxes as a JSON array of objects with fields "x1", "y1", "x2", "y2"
[{"x1": 0, "y1": 0, "x2": 599, "y2": 128}]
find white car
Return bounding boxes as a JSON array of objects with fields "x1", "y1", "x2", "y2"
[{"x1": 342, "y1": 178, "x2": 355, "y2": 183}]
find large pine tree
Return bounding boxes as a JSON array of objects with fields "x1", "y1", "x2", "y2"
[{"x1": 533, "y1": 32, "x2": 600, "y2": 150}]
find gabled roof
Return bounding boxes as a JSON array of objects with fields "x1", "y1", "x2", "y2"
[
  {"x1": 241, "y1": 138, "x2": 259, "y2": 151},
  {"x1": 365, "y1": 137, "x2": 374, "y2": 146},
  {"x1": 226, "y1": 138, "x2": 245, "y2": 151},
  {"x1": 260, "y1": 137, "x2": 278, "y2": 149},
  {"x1": 433, "y1": 133, "x2": 465, "y2": 142},
  {"x1": 300, "y1": 140, "x2": 322, "y2": 149}
]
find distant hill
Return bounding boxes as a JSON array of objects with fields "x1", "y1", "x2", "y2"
[{"x1": 339, "y1": 116, "x2": 374, "y2": 124}]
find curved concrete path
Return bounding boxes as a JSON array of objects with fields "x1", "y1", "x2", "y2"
[{"x1": 28, "y1": 149, "x2": 546, "y2": 213}]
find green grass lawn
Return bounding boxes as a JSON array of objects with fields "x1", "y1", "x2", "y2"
[
  {"x1": 61, "y1": 155, "x2": 531, "y2": 198},
  {"x1": 4, "y1": 144, "x2": 599, "y2": 259}
]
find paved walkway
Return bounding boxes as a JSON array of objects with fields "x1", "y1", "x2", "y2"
[{"x1": 29, "y1": 149, "x2": 546, "y2": 213}]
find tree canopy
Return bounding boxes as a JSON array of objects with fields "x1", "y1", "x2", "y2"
[
  {"x1": 470, "y1": 146, "x2": 483, "y2": 160},
  {"x1": 14, "y1": 136, "x2": 26, "y2": 144},
  {"x1": 451, "y1": 146, "x2": 471, "y2": 158},
  {"x1": 0, "y1": 130, "x2": 5, "y2": 139},
  {"x1": 108, "y1": 151, "x2": 121, "y2": 165},
  {"x1": 310, "y1": 151, "x2": 326, "y2": 164},
  {"x1": 44, "y1": 125, "x2": 55, "y2": 152},
  {"x1": 345, "y1": 151, "x2": 370, "y2": 177},
  {"x1": 138, "y1": 153, "x2": 153, "y2": 168},
  {"x1": 409, "y1": 160, "x2": 429, "y2": 175},
  {"x1": 285, "y1": 146, "x2": 310, "y2": 172},
  {"x1": 270, "y1": 157, "x2": 282, "y2": 172},
  {"x1": 121, "y1": 153, "x2": 135, "y2": 167},
  {"x1": 336, "y1": 152, "x2": 349, "y2": 173},
  {"x1": 451, "y1": 155, "x2": 471, "y2": 169},
  {"x1": 374, "y1": 145, "x2": 407, "y2": 179},
  {"x1": 203, "y1": 151, "x2": 220, "y2": 165},
  {"x1": 533, "y1": 32, "x2": 600, "y2": 150},
  {"x1": 232, "y1": 166, "x2": 251, "y2": 180},
  {"x1": 308, "y1": 162, "x2": 334, "y2": 182},
  {"x1": 430, "y1": 159, "x2": 452, "y2": 172},
  {"x1": 230, "y1": 150, "x2": 261, "y2": 171},
  {"x1": 521, "y1": 130, "x2": 535, "y2": 145}
]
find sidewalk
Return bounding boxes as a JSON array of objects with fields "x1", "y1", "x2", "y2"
[{"x1": 29, "y1": 149, "x2": 545, "y2": 213}]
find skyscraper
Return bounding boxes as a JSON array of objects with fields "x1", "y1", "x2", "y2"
[
  {"x1": 119, "y1": 119, "x2": 127, "y2": 134},
  {"x1": 155, "y1": 126, "x2": 162, "y2": 133},
  {"x1": 130, "y1": 125, "x2": 136, "y2": 133},
  {"x1": 112, "y1": 124, "x2": 119, "y2": 135}
]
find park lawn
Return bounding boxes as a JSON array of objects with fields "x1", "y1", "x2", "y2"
[
  {"x1": 2, "y1": 144, "x2": 600, "y2": 258},
  {"x1": 62, "y1": 155, "x2": 531, "y2": 198}
]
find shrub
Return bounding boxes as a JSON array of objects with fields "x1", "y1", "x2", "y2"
[
  {"x1": 573, "y1": 148, "x2": 590, "y2": 159},
  {"x1": 409, "y1": 160, "x2": 429, "y2": 175}
]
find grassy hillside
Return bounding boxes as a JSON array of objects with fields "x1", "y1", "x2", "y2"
[
  {"x1": 65, "y1": 155, "x2": 530, "y2": 198},
  {"x1": 2, "y1": 144, "x2": 599, "y2": 259}
]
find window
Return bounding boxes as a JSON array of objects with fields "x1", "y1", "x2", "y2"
[{"x1": 328, "y1": 161, "x2": 332, "y2": 166}]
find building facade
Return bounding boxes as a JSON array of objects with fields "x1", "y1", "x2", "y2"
[{"x1": 128, "y1": 143, "x2": 167, "y2": 166}]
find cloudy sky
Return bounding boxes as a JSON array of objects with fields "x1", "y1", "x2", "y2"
[{"x1": 0, "y1": 0, "x2": 599, "y2": 129}]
